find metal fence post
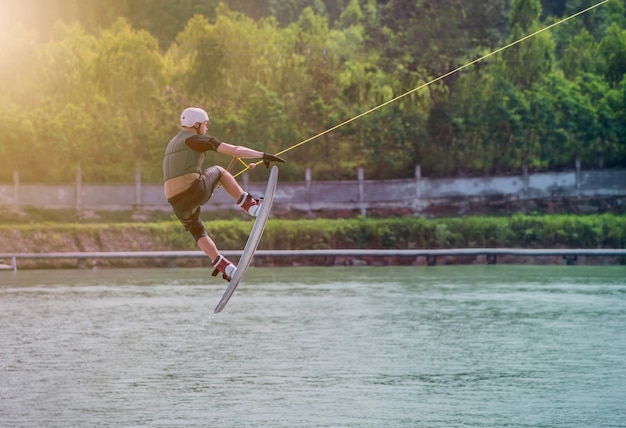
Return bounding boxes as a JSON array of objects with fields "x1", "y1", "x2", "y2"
[
  {"x1": 358, "y1": 166, "x2": 366, "y2": 217},
  {"x1": 75, "y1": 166, "x2": 82, "y2": 211},
  {"x1": 306, "y1": 167, "x2": 312, "y2": 216},
  {"x1": 414, "y1": 164, "x2": 423, "y2": 214},
  {"x1": 523, "y1": 161, "x2": 529, "y2": 195},
  {"x1": 135, "y1": 169, "x2": 142, "y2": 209},
  {"x1": 575, "y1": 155, "x2": 581, "y2": 194},
  {"x1": 13, "y1": 169, "x2": 19, "y2": 208}
]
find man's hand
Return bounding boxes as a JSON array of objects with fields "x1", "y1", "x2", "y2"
[{"x1": 262, "y1": 153, "x2": 286, "y2": 168}]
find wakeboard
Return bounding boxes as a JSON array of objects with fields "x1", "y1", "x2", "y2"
[{"x1": 214, "y1": 165, "x2": 279, "y2": 313}]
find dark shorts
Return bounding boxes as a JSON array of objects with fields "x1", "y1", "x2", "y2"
[{"x1": 168, "y1": 166, "x2": 222, "y2": 241}]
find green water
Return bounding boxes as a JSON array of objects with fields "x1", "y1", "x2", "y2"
[{"x1": 1, "y1": 266, "x2": 625, "y2": 427}]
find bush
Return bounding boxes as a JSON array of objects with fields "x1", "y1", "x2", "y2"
[{"x1": 0, "y1": 215, "x2": 624, "y2": 254}]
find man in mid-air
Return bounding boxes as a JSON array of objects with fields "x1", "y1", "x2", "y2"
[{"x1": 163, "y1": 107, "x2": 284, "y2": 281}]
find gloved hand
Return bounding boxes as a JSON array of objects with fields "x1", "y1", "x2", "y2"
[{"x1": 262, "y1": 152, "x2": 286, "y2": 168}]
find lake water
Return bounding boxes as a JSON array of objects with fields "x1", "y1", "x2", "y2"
[{"x1": 1, "y1": 266, "x2": 625, "y2": 427}]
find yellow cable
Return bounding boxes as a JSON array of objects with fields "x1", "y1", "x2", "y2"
[{"x1": 233, "y1": 0, "x2": 611, "y2": 179}]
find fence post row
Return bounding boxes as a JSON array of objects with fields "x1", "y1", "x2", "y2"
[{"x1": 4, "y1": 163, "x2": 625, "y2": 213}]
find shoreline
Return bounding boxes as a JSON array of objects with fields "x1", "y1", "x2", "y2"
[
  {"x1": 2, "y1": 215, "x2": 625, "y2": 269},
  {"x1": 2, "y1": 248, "x2": 625, "y2": 270}
]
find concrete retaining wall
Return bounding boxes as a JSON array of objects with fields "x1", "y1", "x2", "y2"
[{"x1": 1, "y1": 166, "x2": 625, "y2": 216}]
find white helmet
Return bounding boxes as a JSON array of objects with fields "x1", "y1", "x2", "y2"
[{"x1": 180, "y1": 107, "x2": 209, "y2": 127}]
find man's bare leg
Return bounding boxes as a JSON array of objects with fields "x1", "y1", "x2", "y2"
[
  {"x1": 216, "y1": 166, "x2": 245, "y2": 199},
  {"x1": 197, "y1": 235, "x2": 219, "y2": 260}
]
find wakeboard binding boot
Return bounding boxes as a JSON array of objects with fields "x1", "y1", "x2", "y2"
[
  {"x1": 237, "y1": 192, "x2": 263, "y2": 217},
  {"x1": 212, "y1": 254, "x2": 236, "y2": 281}
]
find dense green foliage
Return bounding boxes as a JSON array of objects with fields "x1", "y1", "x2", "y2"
[
  {"x1": 262, "y1": 214, "x2": 626, "y2": 249},
  {"x1": 1, "y1": 0, "x2": 625, "y2": 184},
  {"x1": 2, "y1": 215, "x2": 624, "y2": 253}
]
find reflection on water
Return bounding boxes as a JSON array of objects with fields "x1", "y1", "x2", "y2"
[{"x1": 1, "y1": 266, "x2": 625, "y2": 427}]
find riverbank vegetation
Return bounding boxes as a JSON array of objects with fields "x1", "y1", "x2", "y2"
[
  {"x1": 1, "y1": 0, "x2": 625, "y2": 184},
  {"x1": 1, "y1": 215, "x2": 624, "y2": 255}
]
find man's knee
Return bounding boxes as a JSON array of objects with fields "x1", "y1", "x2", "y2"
[
  {"x1": 206, "y1": 165, "x2": 225, "y2": 178},
  {"x1": 189, "y1": 219, "x2": 208, "y2": 242}
]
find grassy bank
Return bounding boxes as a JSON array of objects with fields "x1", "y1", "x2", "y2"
[{"x1": 1, "y1": 214, "x2": 625, "y2": 254}]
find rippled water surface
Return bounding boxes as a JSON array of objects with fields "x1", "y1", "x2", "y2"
[{"x1": 1, "y1": 266, "x2": 625, "y2": 427}]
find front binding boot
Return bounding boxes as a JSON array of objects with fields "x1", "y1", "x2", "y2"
[{"x1": 237, "y1": 192, "x2": 263, "y2": 217}]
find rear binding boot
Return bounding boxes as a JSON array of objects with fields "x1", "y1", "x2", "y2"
[{"x1": 212, "y1": 254, "x2": 237, "y2": 281}]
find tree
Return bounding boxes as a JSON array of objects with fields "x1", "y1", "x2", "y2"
[
  {"x1": 169, "y1": 14, "x2": 227, "y2": 99},
  {"x1": 0, "y1": 100, "x2": 37, "y2": 181},
  {"x1": 379, "y1": 0, "x2": 507, "y2": 87},
  {"x1": 91, "y1": 18, "x2": 166, "y2": 180},
  {"x1": 560, "y1": 29, "x2": 604, "y2": 79},
  {"x1": 125, "y1": 0, "x2": 219, "y2": 49},
  {"x1": 1, "y1": 0, "x2": 625, "y2": 184},
  {"x1": 564, "y1": 0, "x2": 626, "y2": 41},
  {"x1": 527, "y1": 70, "x2": 600, "y2": 170},
  {"x1": 599, "y1": 23, "x2": 626, "y2": 87},
  {"x1": 594, "y1": 75, "x2": 626, "y2": 168},
  {"x1": 0, "y1": 25, "x2": 41, "y2": 104},
  {"x1": 503, "y1": 0, "x2": 555, "y2": 89}
]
